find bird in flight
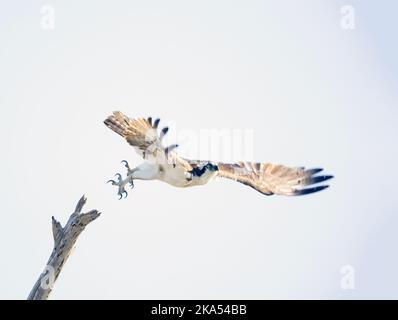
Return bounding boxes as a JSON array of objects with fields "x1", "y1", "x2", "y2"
[{"x1": 105, "y1": 111, "x2": 333, "y2": 199}]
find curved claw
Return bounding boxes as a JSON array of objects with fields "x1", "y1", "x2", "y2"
[
  {"x1": 129, "y1": 181, "x2": 134, "y2": 189},
  {"x1": 121, "y1": 160, "x2": 130, "y2": 169},
  {"x1": 108, "y1": 170, "x2": 133, "y2": 200}
]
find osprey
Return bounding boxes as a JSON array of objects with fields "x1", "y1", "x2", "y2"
[{"x1": 105, "y1": 111, "x2": 333, "y2": 199}]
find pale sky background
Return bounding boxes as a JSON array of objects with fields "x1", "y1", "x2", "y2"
[{"x1": 1, "y1": 0, "x2": 397, "y2": 299}]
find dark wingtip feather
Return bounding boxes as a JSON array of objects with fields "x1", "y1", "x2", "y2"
[
  {"x1": 147, "y1": 117, "x2": 152, "y2": 126},
  {"x1": 154, "y1": 118, "x2": 160, "y2": 129},
  {"x1": 294, "y1": 185, "x2": 329, "y2": 196},
  {"x1": 161, "y1": 127, "x2": 169, "y2": 136},
  {"x1": 305, "y1": 168, "x2": 324, "y2": 175},
  {"x1": 165, "y1": 144, "x2": 179, "y2": 155},
  {"x1": 308, "y1": 175, "x2": 334, "y2": 185}
]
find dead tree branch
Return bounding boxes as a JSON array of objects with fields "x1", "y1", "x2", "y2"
[{"x1": 27, "y1": 195, "x2": 101, "y2": 300}]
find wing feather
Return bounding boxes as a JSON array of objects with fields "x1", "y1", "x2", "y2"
[
  {"x1": 104, "y1": 111, "x2": 192, "y2": 170},
  {"x1": 217, "y1": 162, "x2": 333, "y2": 196}
]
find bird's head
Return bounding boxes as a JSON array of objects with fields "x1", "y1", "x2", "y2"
[
  {"x1": 204, "y1": 162, "x2": 219, "y2": 172},
  {"x1": 190, "y1": 162, "x2": 219, "y2": 183}
]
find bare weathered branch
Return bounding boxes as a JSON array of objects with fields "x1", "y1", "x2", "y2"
[
  {"x1": 74, "y1": 194, "x2": 87, "y2": 214},
  {"x1": 51, "y1": 216, "x2": 63, "y2": 244},
  {"x1": 28, "y1": 196, "x2": 101, "y2": 300}
]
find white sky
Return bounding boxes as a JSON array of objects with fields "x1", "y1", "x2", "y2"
[{"x1": 1, "y1": 0, "x2": 397, "y2": 299}]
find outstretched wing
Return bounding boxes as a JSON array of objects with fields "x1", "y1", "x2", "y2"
[
  {"x1": 104, "y1": 111, "x2": 191, "y2": 168},
  {"x1": 217, "y1": 162, "x2": 333, "y2": 196}
]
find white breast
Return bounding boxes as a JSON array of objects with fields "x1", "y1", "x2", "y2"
[
  {"x1": 158, "y1": 163, "x2": 191, "y2": 187},
  {"x1": 157, "y1": 163, "x2": 218, "y2": 188}
]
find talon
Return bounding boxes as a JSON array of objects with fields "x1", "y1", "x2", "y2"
[
  {"x1": 129, "y1": 181, "x2": 134, "y2": 189},
  {"x1": 121, "y1": 160, "x2": 130, "y2": 170},
  {"x1": 108, "y1": 170, "x2": 134, "y2": 200}
]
